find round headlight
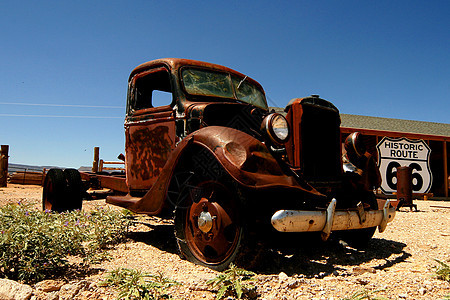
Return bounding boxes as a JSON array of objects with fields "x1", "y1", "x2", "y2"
[
  {"x1": 345, "y1": 132, "x2": 366, "y2": 158},
  {"x1": 262, "y1": 113, "x2": 290, "y2": 144}
]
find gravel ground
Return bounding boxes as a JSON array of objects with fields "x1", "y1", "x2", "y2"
[{"x1": 1, "y1": 184, "x2": 449, "y2": 299}]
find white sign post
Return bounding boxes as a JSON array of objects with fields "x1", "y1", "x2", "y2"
[{"x1": 376, "y1": 137, "x2": 432, "y2": 194}]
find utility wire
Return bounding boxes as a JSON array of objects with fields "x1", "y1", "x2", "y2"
[
  {"x1": 265, "y1": 95, "x2": 282, "y2": 109},
  {"x1": 0, "y1": 102, "x2": 125, "y2": 109},
  {"x1": 0, "y1": 114, "x2": 123, "y2": 119}
]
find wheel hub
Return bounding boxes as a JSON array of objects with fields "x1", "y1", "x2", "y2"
[{"x1": 198, "y1": 211, "x2": 213, "y2": 233}]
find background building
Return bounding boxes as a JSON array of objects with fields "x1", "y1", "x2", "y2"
[{"x1": 341, "y1": 114, "x2": 449, "y2": 198}]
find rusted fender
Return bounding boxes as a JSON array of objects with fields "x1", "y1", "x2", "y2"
[{"x1": 129, "y1": 126, "x2": 322, "y2": 215}]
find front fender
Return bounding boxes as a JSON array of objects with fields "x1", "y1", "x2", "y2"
[{"x1": 130, "y1": 126, "x2": 321, "y2": 215}]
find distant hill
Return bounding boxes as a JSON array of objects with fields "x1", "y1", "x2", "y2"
[
  {"x1": 8, "y1": 163, "x2": 55, "y2": 173},
  {"x1": 78, "y1": 166, "x2": 93, "y2": 172},
  {"x1": 8, "y1": 163, "x2": 93, "y2": 173}
]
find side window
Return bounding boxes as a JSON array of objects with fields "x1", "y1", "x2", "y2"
[
  {"x1": 130, "y1": 68, "x2": 173, "y2": 112},
  {"x1": 152, "y1": 90, "x2": 173, "y2": 107}
]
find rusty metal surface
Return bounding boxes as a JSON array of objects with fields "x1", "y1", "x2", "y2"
[
  {"x1": 396, "y1": 166, "x2": 413, "y2": 203},
  {"x1": 128, "y1": 126, "x2": 322, "y2": 215},
  {"x1": 396, "y1": 166, "x2": 417, "y2": 210},
  {"x1": 127, "y1": 58, "x2": 267, "y2": 118},
  {"x1": 190, "y1": 126, "x2": 318, "y2": 191},
  {"x1": 80, "y1": 172, "x2": 128, "y2": 193},
  {"x1": 343, "y1": 132, "x2": 382, "y2": 191},
  {"x1": 129, "y1": 58, "x2": 264, "y2": 92},
  {"x1": 109, "y1": 59, "x2": 384, "y2": 226},
  {"x1": 184, "y1": 180, "x2": 240, "y2": 264},
  {"x1": 123, "y1": 58, "x2": 267, "y2": 193},
  {"x1": 284, "y1": 97, "x2": 342, "y2": 183},
  {"x1": 285, "y1": 98, "x2": 303, "y2": 167},
  {"x1": 107, "y1": 194, "x2": 140, "y2": 209},
  {"x1": 123, "y1": 58, "x2": 271, "y2": 195},
  {"x1": 125, "y1": 106, "x2": 176, "y2": 190},
  {"x1": 97, "y1": 174, "x2": 128, "y2": 193}
]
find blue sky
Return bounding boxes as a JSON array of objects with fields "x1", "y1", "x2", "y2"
[{"x1": 0, "y1": 1, "x2": 449, "y2": 168}]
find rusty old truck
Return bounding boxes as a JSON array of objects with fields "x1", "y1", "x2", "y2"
[{"x1": 43, "y1": 58, "x2": 396, "y2": 270}]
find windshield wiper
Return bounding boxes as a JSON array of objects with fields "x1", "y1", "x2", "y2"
[{"x1": 236, "y1": 75, "x2": 247, "y2": 90}]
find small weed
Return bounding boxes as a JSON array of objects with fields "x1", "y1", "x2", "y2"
[
  {"x1": 0, "y1": 203, "x2": 130, "y2": 283},
  {"x1": 100, "y1": 268, "x2": 180, "y2": 300},
  {"x1": 206, "y1": 263, "x2": 256, "y2": 299},
  {"x1": 434, "y1": 259, "x2": 450, "y2": 282},
  {"x1": 340, "y1": 288, "x2": 387, "y2": 300}
]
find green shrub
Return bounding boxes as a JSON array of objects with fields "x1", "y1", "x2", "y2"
[
  {"x1": 206, "y1": 263, "x2": 256, "y2": 299},
  {"x1": 434, "y1": 259, "x2": 450, "y2": 282},
  {"x1": 0, "y1": 203, "x2": 130, "y2": 283},
  {"x1": 82, "y1": 207, "x2": 132, "y2": 263},
  {"x1": 100, "y1": 268, "x2": 180, "y2": 300},
  {"x1": 340, "y1": 289, "x2": 387, "y2": 300}
]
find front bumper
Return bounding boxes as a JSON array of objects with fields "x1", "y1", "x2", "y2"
[{"x1": 271, "y1": 199, "x2": 396, "y2": 241}]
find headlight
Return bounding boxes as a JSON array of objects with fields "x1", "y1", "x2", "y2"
[
  {"x1": 345, "y1": 132, "x2": 366, "y2": 158},
  {"x1": 261, "y1": 113, "x2": 290, "y2": 144}
]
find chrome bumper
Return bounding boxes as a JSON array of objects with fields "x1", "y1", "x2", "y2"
[{"x1": 271, "y1": 199, "x2": 396, "y2": 241}]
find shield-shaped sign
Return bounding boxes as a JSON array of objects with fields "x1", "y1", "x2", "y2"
[{"x1": 376, "y1": 137, "x2": 432, "y2": 194}]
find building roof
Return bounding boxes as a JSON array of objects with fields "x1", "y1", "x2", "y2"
[{"x1": 340, "y1": 114, "x2": 450, "y2": 138}]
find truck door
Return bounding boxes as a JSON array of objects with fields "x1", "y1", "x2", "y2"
[{"x1": 125, "y1": 66, "x2": 176, "y2": 193}]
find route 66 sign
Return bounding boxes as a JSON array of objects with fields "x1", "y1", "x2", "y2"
[{"x1": 376, "y1": 137, "x2": 432, "y2": 194}]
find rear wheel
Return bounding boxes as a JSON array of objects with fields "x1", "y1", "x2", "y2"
[
  {"x1": 43, "y1": 168, "x2": 66, "y2": 212},
  {"x1": 42, "y1": 168, "x2": 83, "y2": 212},
  {"x1": 63, "y1": 168, "x2": 83, "y2": 211}
]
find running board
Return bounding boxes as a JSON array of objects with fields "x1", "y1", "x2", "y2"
[{"x1": 106, "y1": 195, "x2": 141, "y2": 209}]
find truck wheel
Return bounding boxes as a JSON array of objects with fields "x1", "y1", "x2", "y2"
[
  {"x1": 43, "y1": 168, "x2": 83, "y2": 212},
  {"x1": 174, "y1": 166, "x2": 244, "y2": 271},
  {"x1": 337, "y1": 192, "x2": 378, "y2": 248},
  {"x1": 42, "y1": 168, "x2": 66, "y2": 212},
  {"x1": 63, "y1": 168, "x2": 83, "y2": 211}
]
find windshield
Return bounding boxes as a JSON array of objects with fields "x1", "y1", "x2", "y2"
[{"x1": 181, "y1": 68, "x2": 268, "y2": 109}]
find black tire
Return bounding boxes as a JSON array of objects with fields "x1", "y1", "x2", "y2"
[
  {"x1": 42, "y1": 168, "x2": 67, "y2": 212},
  {"x1": 173, "y1": 151, "x2": 245, "y2": 271},
  {"x1": 336, "y1": 192, "x2": 378, "y2": 248},
  {"x1": 63, "y1": 168, "x2": 83, "y2": 211}
]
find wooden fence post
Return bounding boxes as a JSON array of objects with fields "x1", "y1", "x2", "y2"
[
  {"x1": 0, "y1": 145, "x2": 9, "y2": 187},
  {"x1": 92, "y1": 147, "x2": 100, "y2": 173}
]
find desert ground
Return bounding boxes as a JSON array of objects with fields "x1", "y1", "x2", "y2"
[{"x1": 1, "y1": 184, "x2": 449, "y2": 299}]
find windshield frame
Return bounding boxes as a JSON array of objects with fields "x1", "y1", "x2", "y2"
[{"x1": 179, "y1": 66, "x2": 268, "y2": 110}]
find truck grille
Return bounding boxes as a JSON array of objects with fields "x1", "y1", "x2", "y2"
[{"x1": 285, "y1": 97, "x2": 342, "y2": 184}]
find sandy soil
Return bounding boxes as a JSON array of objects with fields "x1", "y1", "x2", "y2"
[{"x1": 1, "y1": 184, "x2": 449, "y2": 299}]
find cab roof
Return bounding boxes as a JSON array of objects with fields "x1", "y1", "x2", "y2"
[{"x1": 128, "y1": 58, "x2": 264, "y2": 91}]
